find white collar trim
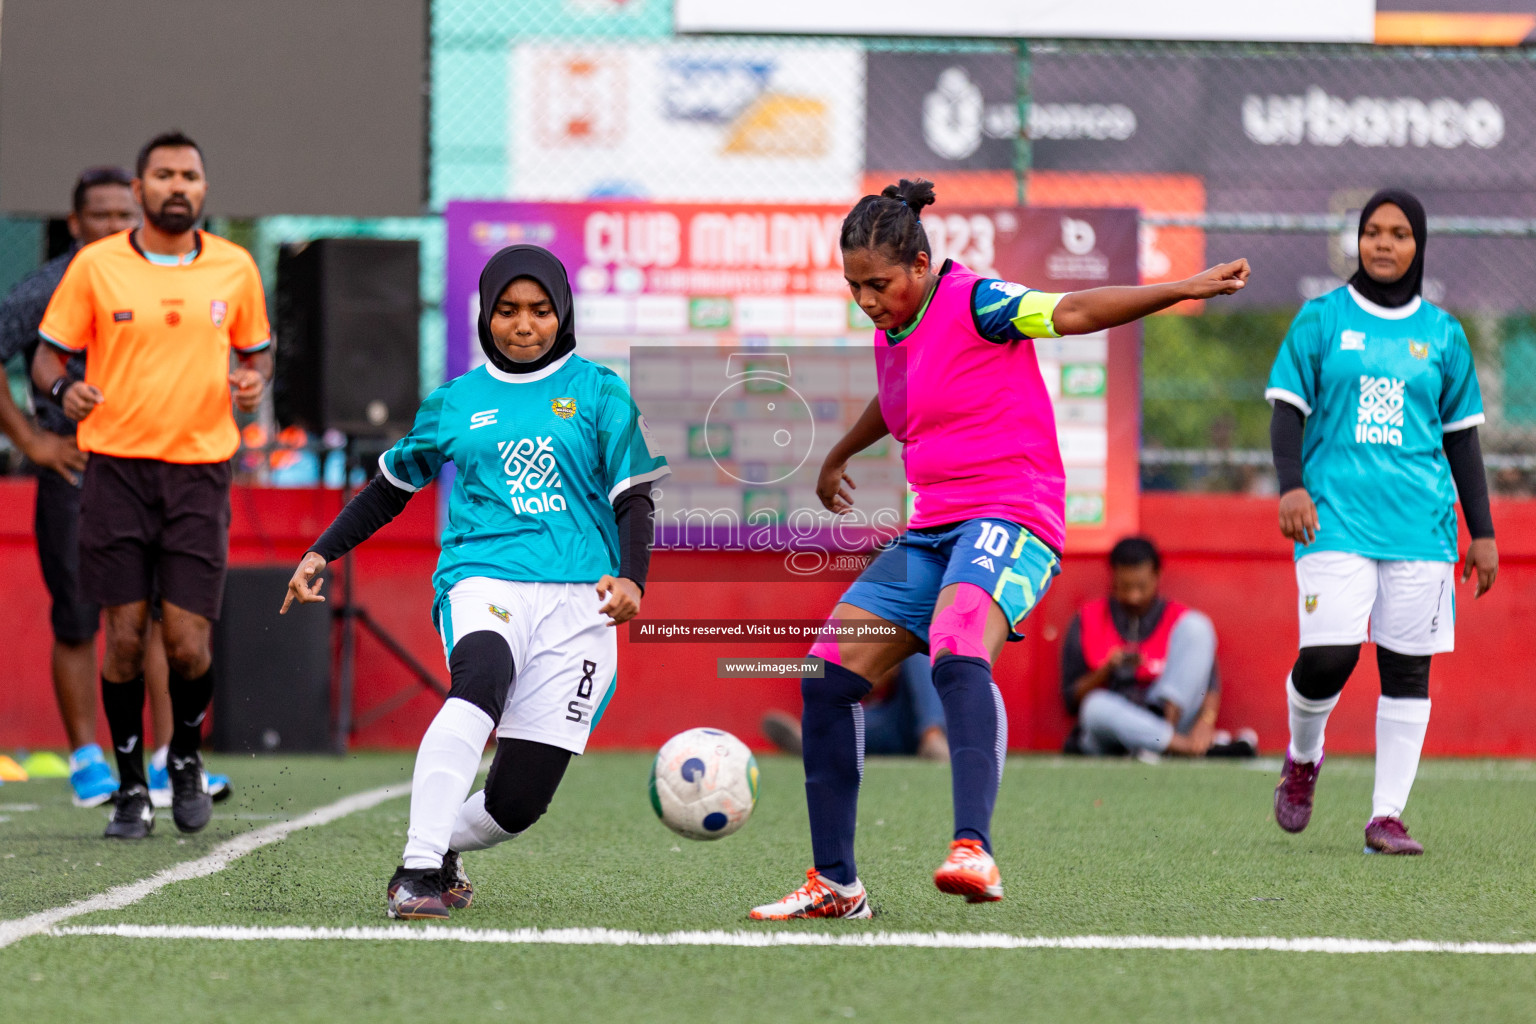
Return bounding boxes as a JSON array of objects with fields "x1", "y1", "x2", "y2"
[
  {"x1": 1347, "y1": 285, "x2": 1420, "y2": 321},
  {"x1": 483, "y1": 351, "x2": 574, "y2": 383}
]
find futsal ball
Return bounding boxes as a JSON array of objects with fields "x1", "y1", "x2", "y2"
[{"x1": 649, "y1": 727, "x2": 759, "y2": 840}]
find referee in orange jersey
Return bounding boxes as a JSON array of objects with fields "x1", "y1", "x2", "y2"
[{"x1": 32, "y1": 131, "x2": 272, "y2": 839}]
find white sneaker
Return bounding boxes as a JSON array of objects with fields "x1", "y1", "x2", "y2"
[{"x1": 749, "y1": 869, "x2": 872, "y2": 920}]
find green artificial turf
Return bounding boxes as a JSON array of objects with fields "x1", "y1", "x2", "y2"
[{"x1": 4, "y1": 753, "x2": 1536, "y2": 1023}]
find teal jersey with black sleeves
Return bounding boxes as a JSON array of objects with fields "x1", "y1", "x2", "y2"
[
  {"x1": 1265, "y1": 286, "x2": 1483, "y2": 563},
  {"x1": 380, "y1": 353, "x2": 670, "y2": 596}
]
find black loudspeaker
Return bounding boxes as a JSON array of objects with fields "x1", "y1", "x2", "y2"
[
  {"x1": 211, "y1": 567, "x2": 332, "y2": 753},
  {"x1": 274, "y1": 238, "x2": 420, "y2": 437}
]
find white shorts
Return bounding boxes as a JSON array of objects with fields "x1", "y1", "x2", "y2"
[
  {"x1": 437, "y1": 577, "x2": 617, "y2": 754},
  {"x1": 1295, "y1": 552, "x2": 1455, "y2": 656}
]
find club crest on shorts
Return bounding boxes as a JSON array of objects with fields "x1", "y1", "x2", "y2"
[
  {"x1": 487, "y1": 604, "x2": 511, "y2": 623},
  {"x1": 551, "y1": 397, "x2": 577, "y2": 420},
  {"x1": 1304, "y1": 594, "x2": 1318, "y2": 614},
  {"x1": 1409, "y1": 340, "x2": 1429, "y2": 360},
  {"x1": 210, "y1": 300, "x2": 228, "y2": 326}
]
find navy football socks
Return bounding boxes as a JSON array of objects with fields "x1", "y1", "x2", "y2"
[
  {"x1": 932, "y1": 654, "x2": 1006, "y2": 853},
  {"x1": 801, "y1": 661, "x2": 873, "y2": 887}
]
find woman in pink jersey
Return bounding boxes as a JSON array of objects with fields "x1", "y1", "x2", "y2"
[{"x1": 751, "y1": 179, "x2": 1250, "y2": 921}]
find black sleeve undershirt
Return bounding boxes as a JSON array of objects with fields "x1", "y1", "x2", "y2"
[
  {"x1": 1269, "y1": 400, "x2": 1306, "y2": 494},
  {"x1": 1444, "y1": 426, "x2": 1495, "y2": 540},
  {"x1": 310, "y1": 475, "x2": 413, "y2": 562},
  {"x1": 310, "y1": 475, "x2": 660, "y2": 590},
  {"x1": 613, "y1": 483, "x2": 656, "y2": 592}
]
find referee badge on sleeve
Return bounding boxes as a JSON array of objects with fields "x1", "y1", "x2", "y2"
[{"x1": 210, "y1": 300, "x2": 227, "y2": 326}]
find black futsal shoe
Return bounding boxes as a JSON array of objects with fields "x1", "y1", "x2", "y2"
[
  {"x1": 168, "y1": 751, "x2": 213, "y2": 833},
  {"x1": 104, "y1": 785, "x2": 155, "y2": 840},
  {"x1": 387, "y1": 866, "x2": 451, "y2": 921}
]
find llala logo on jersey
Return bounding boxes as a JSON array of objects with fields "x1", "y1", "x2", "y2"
[
  {"x1": 1356, "y1": 374, "x2": 1405, "y2": 447},
  {"x1": 551, "y1": 397, "x2": 577, "y2": 419},
  {"x1": 1409, "y1": 340, "x2": 1429, "y2": 360},
  {"x1": 499, "y1": 435, "x2": 566, "y2": 514},
  {"x1": 1340, "y1": 330, "x2": 1365, "y2": 351}
]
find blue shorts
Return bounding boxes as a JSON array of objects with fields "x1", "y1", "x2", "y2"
[{"x1": 839, "y1": 519, "x2": 1061, "y2": 646}]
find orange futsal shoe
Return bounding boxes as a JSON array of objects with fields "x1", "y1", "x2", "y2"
[
  {"x1": 749, "y1": 868, "x2": 873, "y2": 920},
  {"x1": 933, "y1": 838, "x2": 1004, "y2": 903}
]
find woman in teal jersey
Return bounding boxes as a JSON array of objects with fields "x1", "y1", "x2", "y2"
[
  {"x1": 281, "y1": 245, "x2": 668, "y2": 919},
  {"x1": 1266, "y1": 189, "x2": 1497, "y2": 855}
]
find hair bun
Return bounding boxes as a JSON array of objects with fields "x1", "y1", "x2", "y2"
[{"x1": 879, "y1": 178, "x2": 936, "y2": 218}]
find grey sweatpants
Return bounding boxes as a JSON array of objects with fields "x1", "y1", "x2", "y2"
[{"x1": 1078, "y1": 610, "x2": 1216, "y2": 755}]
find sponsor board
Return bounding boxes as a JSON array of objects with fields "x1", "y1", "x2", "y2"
[
  {"x1": 509, "y1": 41, "x2": 863, "y2": 201},
  {"x1": 866, "y1": 52, "x2": 1018, "y2": 172}
]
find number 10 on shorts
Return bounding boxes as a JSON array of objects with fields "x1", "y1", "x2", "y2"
[{"x1": 974, "y1": 523, "x2": 1011, "y2": 558}]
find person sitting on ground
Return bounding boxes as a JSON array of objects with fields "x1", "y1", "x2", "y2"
[
  {"x1": 762, "y1": 654, "x2": 949, "y2": 761},
  {"x1": 1061, "y1": 536, "x2": 1254, "y2": 758}
]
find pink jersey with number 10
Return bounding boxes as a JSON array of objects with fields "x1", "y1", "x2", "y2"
[{"x1": 873, "y1": 262, "x2": 1065, "y2": 552}]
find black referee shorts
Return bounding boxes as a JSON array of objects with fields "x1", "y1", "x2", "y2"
[
  {"x1": 79, "y1": 454, "x2": 233, "y2": 621},
  {"x1": 34, "y1": 467, "x2": 100, "y2": 644}
]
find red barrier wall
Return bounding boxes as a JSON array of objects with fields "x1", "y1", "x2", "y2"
[{"x1": 2, "y1": 480, "x2": 1531, "y2": 756}]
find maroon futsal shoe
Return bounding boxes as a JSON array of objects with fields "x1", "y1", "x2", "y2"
[
  {"x1": 1273, "y1": 751, "x2": 1324, "y2": 833},
  {"x1": 1364, "y1": 816, "x2": 1424, "y2": 856}
]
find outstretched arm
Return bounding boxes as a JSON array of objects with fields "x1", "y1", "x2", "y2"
[
  {"x1": 1051, "y1": 260, "x2": 1250, "y2": 337},
  {"x1": 281, "y1": 475, "x2": 414, "y2": 612}
]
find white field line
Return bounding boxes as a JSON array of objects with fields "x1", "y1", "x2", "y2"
[
  {"x1": 45, "y1": 923, "x2": 1536, "y2": 956},
  {"x1": 0, "y1": 783, "x2": 409, "y2": 950}
]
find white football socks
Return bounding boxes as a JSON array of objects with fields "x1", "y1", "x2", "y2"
[
  {"x1": 1286, "y1": 674, "x2": 1340, "y2": 764},
  {"x1": 401, "y1": 698, "x2": 494, "y2": 871},
  {"x1": 1372, "y1": 696, "x2": 1431, "y2": 820},
  {"x1": 449, "y1": 789, "x2": 518, "y2": 852}
]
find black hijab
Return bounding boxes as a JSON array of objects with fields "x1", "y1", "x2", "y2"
[
  {"x1": 478, "y1": 244, "x2": 576, "y2": 374},
  {"x1": 1348, "y1": 188, "x2": 1426, "y2": 309}
]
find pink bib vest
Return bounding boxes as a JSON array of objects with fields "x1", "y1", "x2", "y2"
[{"x1": 873, "y1": 262, "x2": 1066, "y2": 551}]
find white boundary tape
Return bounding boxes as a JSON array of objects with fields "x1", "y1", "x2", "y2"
[
  {"x1": 43, "y1": 923, "x2": 1536, "y2": 955},
  {"x1": 0, "y1": 783, "x2": 409, "y2": 950}
]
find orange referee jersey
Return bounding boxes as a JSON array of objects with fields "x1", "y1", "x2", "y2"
[{"x1": 38, "y1": 230, "x2": 271, "y2": 464}]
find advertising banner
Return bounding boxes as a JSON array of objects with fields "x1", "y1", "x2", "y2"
[
  {"x1": 508, "y1": 41, "x2": 864, "y2": 202},
  {"x1": 1026, "y1": 51, "x2": 1536, "y2": 191},
  {"x1": 865, "y1": 51, "x2": 1019, "y2": 173},
  {"x1": 446, "y1": 201, "x2": 1141, "y2": 555},
  {"x1": 675, "y1": 0, "x2": 1376, "y2": 43},
  {"x1": 1027, "y1": 52, "x2": 1205, "y2": 176},
  {"x1": 1203, "y1": 57, "x2": 1536, "y2": 192}
]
